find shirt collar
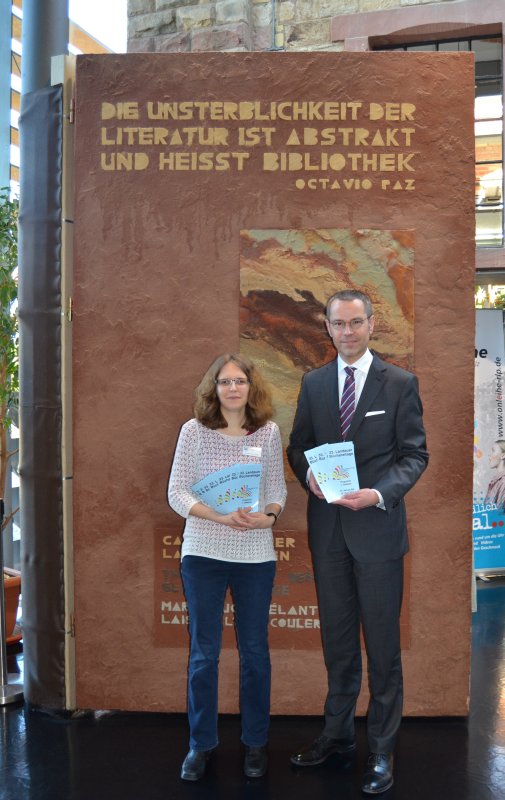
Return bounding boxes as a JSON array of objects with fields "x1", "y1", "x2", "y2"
[{"x1": 337, "y1": 348, "x2": 373, "y2": 375}]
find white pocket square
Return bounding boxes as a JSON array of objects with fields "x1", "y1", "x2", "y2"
[{"x1": 365, "y1": 410, "x2": 386, "y2": 417}]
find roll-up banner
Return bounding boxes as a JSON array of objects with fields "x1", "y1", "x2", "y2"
[{"x1": 473, "y1": 309, "x2": 505, "y2": 574}]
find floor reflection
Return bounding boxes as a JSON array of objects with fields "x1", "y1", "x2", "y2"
[{"x1": 1, "y1": 578, "x2": 504, "y2": 800}]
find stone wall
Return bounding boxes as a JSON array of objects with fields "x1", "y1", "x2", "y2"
[{"x1": 127, "y1": 0, "x2": 455, "y2": 53}]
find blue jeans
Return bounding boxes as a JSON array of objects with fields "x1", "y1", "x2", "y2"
[{"x1": 181, "y1": 555, "x2": 276, "y2": 750}]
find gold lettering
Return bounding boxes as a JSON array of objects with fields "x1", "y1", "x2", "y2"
[
  {"x1": 264, "y1": 151, "x2": 413, "y2": 173},
  {"x1": 275, "y1": 537, "x2": 296, "y2": 548},
  {"x1": 286, "y1": 129, "x2": 301, "y2": 145},
  {"x1": 369, "y1": 102, "x2": 416, "y2": 121},
  {"x1": 158, "y1": 151, "x2": 250, "y2": 171},
  {"x1": 321, "y1": 128, "x2": 337, "y2": 145},
  {"x1": 100, "y1": 152, "x2": 149, "y2": 171},
  {"x1": 238, "y1": 127, "x2": 275, "y2": 146},
  {"x1": 147, "y1": 101, "x2": 193, "y2": 120},
  {"x1": 222, "y1": 102, "x2": 239, "y2": 120},
  {"x1": 101, "y1": 127, "x2": 115, "y2": 145},
  {"x1": 263, "y1": 152, "x2": 280, "y2": 171},
  {"x1": 170, "y1": 130, "x2": 183, "y2": 145},
  {"x1": 101, "y1": 102, "x2": 116, "y2": 120},
  {"x1": 354, "y1": 128, "x2": 369, "y2": 146},
  {"x1": 302, "y1": 128, "x2": 319, "y2": 146},
  {"x1": 100, "y1": 101, "x2": 139, "y2": 120},
  {"x1": 397, "y1": 153, "x2": 415, "y2": 171},
  {"x1": 238, "y1": 102, "x2": 255, "y2": 120},
  {"x1": 181, "y1": 127, "x2": 229, "y2": 145}
]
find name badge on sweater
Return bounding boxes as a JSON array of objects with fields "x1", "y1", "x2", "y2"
[{"x1": 243, "y1": 446, "x2": 262, "y2": 457}]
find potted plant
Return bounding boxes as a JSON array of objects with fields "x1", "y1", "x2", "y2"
[{"x1": 0, "y1": 188, "x2": 20, "y2": 644}]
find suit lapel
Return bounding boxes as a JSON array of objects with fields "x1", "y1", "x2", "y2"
[
  {"x1": 346, "y1": 355, "x2": 386, "y2": 440},
  {"x1": 321, "y1": 360, "x2": 342, "y2": 440}
]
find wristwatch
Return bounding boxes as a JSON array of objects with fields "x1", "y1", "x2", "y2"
[{"x1": 266, "y1": 511, "x2": 278, "y2": 525}]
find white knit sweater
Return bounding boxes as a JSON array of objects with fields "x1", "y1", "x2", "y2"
[{"x1": 168, "y1": 418, "x2": 287, "y2": 563}]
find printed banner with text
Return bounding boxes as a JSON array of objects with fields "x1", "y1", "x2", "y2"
[{"x1": 473, "y1": 309, "x2": 505, "y2": 573}]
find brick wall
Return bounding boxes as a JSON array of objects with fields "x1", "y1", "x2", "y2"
[{"x1": 127, "y1": 0, "x2": 455, "y2": 53}]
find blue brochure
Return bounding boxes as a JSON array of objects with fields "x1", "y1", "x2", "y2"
[
  {"x1": 304, "y1": 442, "x2": 360, "y2": 502},
  {"x1": 191, "y1": 463, "x2": 262, "y2": 512}
]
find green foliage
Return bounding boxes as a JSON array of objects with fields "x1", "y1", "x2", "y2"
[
  {"x1": 492, "y1": 293, "x2": 505, "y2": 310},
  {"x1": 0, "y1": 188, "x2": 19, "y2": 428}
]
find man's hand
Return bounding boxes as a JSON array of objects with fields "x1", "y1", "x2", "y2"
[
  {"x1": 333, "y1": 489, "x2": 379, "y2": 511},
  {"x1": 308, "y1": 470, "x2": 325, "y2": 500}
]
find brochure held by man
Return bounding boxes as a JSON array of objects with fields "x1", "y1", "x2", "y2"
[{"x1": 304, "y1": 442, "x2": 360, "y2": 503}]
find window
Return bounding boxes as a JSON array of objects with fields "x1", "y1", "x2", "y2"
[
  {"x1": 378, "y1": 37, "x2": 504, "y2": 249},
  {"x1": 475, "y1": 280, "x2": 505, "y2": 308}
]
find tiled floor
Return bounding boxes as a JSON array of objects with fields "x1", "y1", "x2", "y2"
[{"x1": 1, "y1": 577, "x2": 504, "y2": 800}]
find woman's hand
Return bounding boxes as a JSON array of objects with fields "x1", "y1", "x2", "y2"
[
  {"x1": 225, "y1": 508, "x2": 276, "y2": 530},
  {"x1": 219, "y1": 507, "x2": 254, "y2": 530},
  {"x1": 189, "y1": 502, "x2": 280, "y2": 530}
]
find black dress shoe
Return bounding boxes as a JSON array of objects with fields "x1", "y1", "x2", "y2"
[
  {"x1": 361, "y1": 753, "x2": 393, "y2": 794},
  {"x1": 244, "y1": 746, "x2": 268, "y2": 778},
  {"x1": 290, "y1": 734, "x2": 357, "y2": 766},
  {"x1": 180, "y1": 748, "x2": 213, "y2": 781}
]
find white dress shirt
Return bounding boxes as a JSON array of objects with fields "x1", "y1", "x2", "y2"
[
  {"x1": 337, "y1": 349, "x2": 385, "y2": 510},
  {"x1": 337, "y1": 349, "x2": 373, "y2": 406}
]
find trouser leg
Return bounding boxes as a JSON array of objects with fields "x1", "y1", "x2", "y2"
[
  {"x1": 313, "y1": 543, "x2": 361, "y2": 741},
  {"x1": 355, "y1": 557, "x2": 404, "y2": 754},
  {"x1": 230, "y1": 560, "x2": 276, "y2": 747},
  {"x1": 181, "y1": 556, "x2": 228, "y2": 750}
]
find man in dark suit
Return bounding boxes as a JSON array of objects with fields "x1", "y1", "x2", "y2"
[{"x1": 287, "y1": 289, "x2": 428, "y2": 795}]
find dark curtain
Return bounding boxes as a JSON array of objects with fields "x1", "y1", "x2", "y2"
[{"x1": 18, "y1": 84, "x2": 65, "y2": 709}]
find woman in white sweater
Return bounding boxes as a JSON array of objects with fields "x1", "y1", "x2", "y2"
[{"x1": 168, "y1": 353, "x2": 287, "y2": 782}]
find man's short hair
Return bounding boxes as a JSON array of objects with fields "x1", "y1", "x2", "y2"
[{"x1": 325, "y1": 289, "x2": 373, "y2": 319}]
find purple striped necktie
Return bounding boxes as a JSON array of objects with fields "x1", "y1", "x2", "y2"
[{"x1": 340, "y1": 366, "x2": 356, "y2": 440}]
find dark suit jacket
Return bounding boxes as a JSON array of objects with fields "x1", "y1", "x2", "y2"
[{"x1": 287, "y1": 353, "x2": 428, "y2": 563}]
